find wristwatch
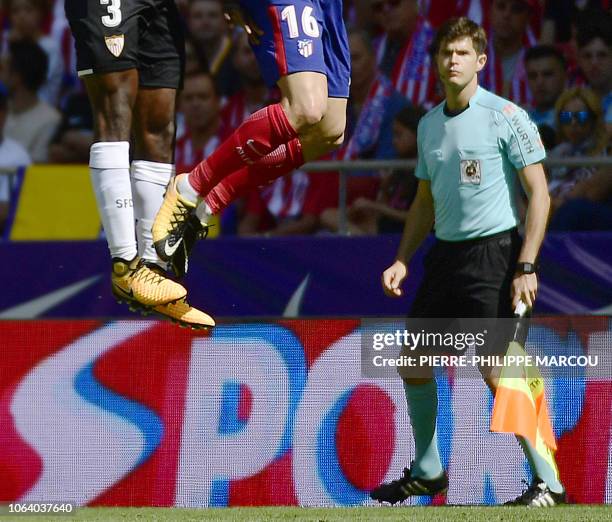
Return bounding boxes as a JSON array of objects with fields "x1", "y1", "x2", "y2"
[{"x1": 515, "y1": 262, "x2": 537, "y2": 274}]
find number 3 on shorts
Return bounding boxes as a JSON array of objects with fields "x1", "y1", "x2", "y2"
[
  {"x1": 281, "y1": 5, "x2": 320, "y2": 39},
  {"x1": 101, "y1": 0, "x2": 122, "y2": 28}
]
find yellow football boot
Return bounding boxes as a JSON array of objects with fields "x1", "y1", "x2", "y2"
[
  {"x1": 153, "y1": 174, "x2": 197, "y2": 263},
  {"x1": 153, "y1": 298, "x2": 216, "y2": 329},
  {"x1": 111, "y1": 257, "x2": 187, "y2": 309}
]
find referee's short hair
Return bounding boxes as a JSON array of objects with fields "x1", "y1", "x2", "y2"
[{"x1": 430, "y1": 17, "x2": 487, "y2": 58}]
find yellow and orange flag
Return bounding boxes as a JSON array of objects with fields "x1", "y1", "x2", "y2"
[{"x1": 490, "y1": 340, "x2": 559, "y2": 475}]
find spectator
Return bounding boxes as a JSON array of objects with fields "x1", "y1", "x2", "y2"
[
  {"x1": 184, "y1": 36, "x2": 207, "y2": 76},
  {"x1": 481, "y1": 0, "x2": 536, "y2": 106},
  {"x1": 541, "y1": 0, "x2": 607, "y2": 44},
  {"x1": 187, "y1": 0, "x2": 237, "y2": 97},
  {"x1": 219, "y1": 31, "x2": 278, "y2": 136},
  {"x1": 422, "y1": 0, "x2": 471, "y2": 28},
  {"x1": 370, "y1": 0, "x2": 437, "y2": 107},
  {"x1": 341, "y1": 29, "x2": 410, "y2": 161},
  {"x1": 48, "y1": 91, "x2": 93, "y2": 163},
  {"x1": 469, "y1": 0, "x2": 544, "y2": 40},
  {"x1": 0, "y1": 86, "x2": 31, "y2": 236},
  {"x1": 49, "y1": 0, "x2": 69, "y2": 42},
  {"x1": 2, "y1": 39, "x2": 60, "y2": 162},
  {"x1": 321, "y1": 105, "x2": 424, "y2": 235},
  {"x1": 5, "y1": 0, "x2": 63, "y2": 105},
  {"x1": 48, "y1": 0, "x2": 78, "y2": 95},
  {"x1": 345, "y1": 0, "x2": 382, "y2": 35},
  {"x1": 548, "y1": 87, "x2": 611, "y2": 230},
  {"x1": 549, "y1": 167, "x2": 612, "y2": 230},
  {"x1": 326, "y1": 28, "x2": 412, "y2": 226},
  {"x1": 175, "y1": 36, "x2": 209, "y2": 139},
  {"x1": 525, "y1": 45, "x2": 567, "y2": 131},
  {"x1": 175, "y1": 71, "x2": 222, "y2": 174},
  {"x1": 575, "y1": 11, "x2": 612, "y2": 120},
  {"x1": 238, "y1": 170, "x2": 335, "y2": 236}
]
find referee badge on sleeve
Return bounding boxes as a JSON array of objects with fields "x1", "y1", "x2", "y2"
[{"x1": 460, "y1": 159, "x2": 481, "y2": 185}]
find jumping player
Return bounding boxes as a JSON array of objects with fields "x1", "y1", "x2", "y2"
[
  {"x1": 64, "y1": 0, "x2": 214, "y2": 328},
  {"x1": 152, "y1": 0, "x2": 350, "y2": 281}
]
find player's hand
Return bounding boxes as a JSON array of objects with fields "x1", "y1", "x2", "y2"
[
  {"x1": 382, "y1": 260, "x2": 408, "y2": 298},
  {"x1": 224, "y1": 7, "x2": 264, "y2": 45},
  {"x1": 511, "y1": 273, "x2": 537, "y2": 310}
]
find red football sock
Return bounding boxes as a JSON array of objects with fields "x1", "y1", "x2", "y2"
[
  {"x1": 188, "y1": 103, "x2": 297, "y2": 197},
  {"x1": 205, "y1": 139, "x2": 303, "y2": 214}
]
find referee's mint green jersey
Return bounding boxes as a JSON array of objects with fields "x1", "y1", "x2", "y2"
[{"x1": 415, "y1": 86, "x2": 546, "y2": 241}]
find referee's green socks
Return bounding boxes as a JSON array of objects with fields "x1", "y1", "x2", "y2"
[
  {"x1": 518, "y1": 437, "x2": 564, "y2": 493},
  {"x1": 403, "y1": 379, "x2": 444, "y2": 480}
]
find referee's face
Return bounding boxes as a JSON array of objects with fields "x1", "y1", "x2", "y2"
[{"x1": 436, "y1": 37, "x2": 486, "y2": 91}]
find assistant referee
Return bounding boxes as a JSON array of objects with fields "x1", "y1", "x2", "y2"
[{"x1": 372, "y1": 17, "x2": 565, "y2": 507}]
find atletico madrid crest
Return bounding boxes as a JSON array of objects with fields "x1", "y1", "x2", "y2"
[
  {"x1": 105, "y1": 34, "x2": 125, "y2": 57},
  {"x1": 298, "y1": 39, "x2": 313, "y2": 58}
]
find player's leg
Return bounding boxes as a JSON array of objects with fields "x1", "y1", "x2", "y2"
[
  {"x1": 182, "y1": 0, "x2": 347, "y2": 195},
  {"x1": 278, "y1": 76, "x2": 347, "y2": 162},
  {"x1": 175, "y1": 73, "x2": 345, "y2": 216},
  {"x1": 130, "y1": 87, "x2": 213, "y2": 328},
  {"x1": 184, "y1": 0, "x2": 348, "y2": 227},
  {"x1": 153, "y1": 0, "x2": 348, "y2": 261},
  {"x1": 283, "y1": 0, "x2": 349, "y2": 162},
  {"x1": 131, "y1": 86, "x2": 177, "y2": 267},
  {"x1": 84, "y1": 72, "x2": 186, "y2": 308},
  {"x1": 128, "y1": 0, "x2": 213, "y2": 328},
  {"x1": 192, "y1": 0, "x2": 350, "y2": 180},
  {"x1": 83, "y1": 70, "x2": 138, "y2": 264},
  {"x1": 66, "y1": 0, "x2": 187, "y2": 310},
  {"x1": 190, "y1": 0, "x2": 349, "y2": 195},
  {"x1": 191, "y1": 91, "x2": 346, "y2": 221},
  {"x1": 66, "y1": 0, "x2": 139, "y2": 265},
  {"x1": 204, "y1": 139, "x2": 303, "y2": 214}
]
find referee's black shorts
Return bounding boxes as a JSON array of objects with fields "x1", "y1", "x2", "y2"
[
  {"x1": 65, "y1": 0, "x2": 184, "y2": 89},
  {"x1": 411, "y1": 228, "x2": 522, "y2": 319}
]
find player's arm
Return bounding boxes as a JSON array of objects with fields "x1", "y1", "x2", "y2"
[
  {"x1": 513, "y1": 162, "x2": 550, "y2": 309},
  {"x1": 382, "y1": 180, "x2": 434, "y2": 297}
]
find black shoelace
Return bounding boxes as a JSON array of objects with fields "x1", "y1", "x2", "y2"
[{"x1": 167, "y1": 201, "x2": 193, "y2": 246}]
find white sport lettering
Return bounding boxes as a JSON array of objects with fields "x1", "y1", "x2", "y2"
[
  {"x1": 281, "y1": 6, "x2": 299, "y2": 38},
  {"x1": 281, "y1": 5, "x2": 320, "y2": 39}
]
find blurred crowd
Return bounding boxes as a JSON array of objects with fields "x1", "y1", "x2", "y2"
[{"x1": 0, "y1": 0, "x2": 611, "y2": 236}]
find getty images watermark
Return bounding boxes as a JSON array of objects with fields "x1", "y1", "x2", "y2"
[{"x1": 361, "y1": 318, "x2": 607, "y2": 380}]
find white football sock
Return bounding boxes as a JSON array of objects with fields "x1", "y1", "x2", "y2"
[
  {"x1": 177, "y1": 173, "x2": 200, "y2": 204},
  {"x1": 89, "y1": 141, "x2": 137, "y2": 261},
  {"x1": 195, "y1": 201, "x2": 213, "y2": 222},
  {"x1": 130, "y1": 160, "x2": 174, "y2": 267}
]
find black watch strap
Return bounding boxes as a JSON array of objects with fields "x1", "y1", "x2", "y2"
[{"x1": 516, "y1": 262, "x2": 537, "y2": 274}]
